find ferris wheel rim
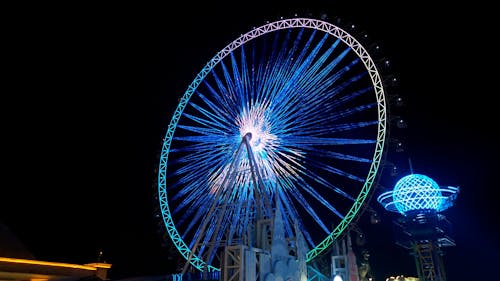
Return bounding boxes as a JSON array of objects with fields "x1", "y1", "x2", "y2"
[{"x1": 157, "y1": 17, "x2": 388, "y2": 271}]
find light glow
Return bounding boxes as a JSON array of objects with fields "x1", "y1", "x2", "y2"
[
  {"x1": 237, "y1": 105, "x2": 277, "y2": 154},
  {"x1": 0, "y1": 257, "x2": 99, "y2": 271},
  {"x1": 393, "y1": 174, "x2": 442, "y2": 213}
]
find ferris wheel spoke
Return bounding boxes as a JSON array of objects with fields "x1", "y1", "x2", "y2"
[
  {"x1": 226, "y1": 198, "x2": 248, "y2": 245},
  {"x1": 262, "y1": 47, "x2": 307, "y2": 102},
  {"x1": 275, "y1": 196, "x2": 297, "y2": 240},
  {"x1": 201, "y1": 79, "x2": 239, "y2": 120},
  {"x1": 294, "y1": 120, "x2": 378, "y2": 137},
  {"x1": 176, "y1": 141, "x2": 228, "y2": 155},
  {"x1": 192, "y1": 219, "x2": 213, "y2": 256},
  {"x1": 169, "y1": 161, "x2": 227, "y2": 190},
  {"x1": 170, "y1": 151, "x2": 227, "y2": 180},
  {"x1": 258, "y1": 32, "x2": 326, "y2": 107},
  {"x1": 272, "y1": 171, "x2": 328, "y2": 232},
  {"x1": 180, "y1": 199, "x2": 212, "y2": 237},
  {"x1": 179, "y1": 165, "x2": 226, "y2": 196},
  {"x1": 239, "y1": 49, "x2": 255, "y2": 108},
  {"x1": 277, "y1": 52, "x2": 350, "y2": 113},
  {"x1": 171, "y1": 182, "x2": 204, "y2": 207},
  {"x1": 174, "y1": 134, "x2": 236, "y2": 144},
  {"x1": 306, "y1": 156, "x2": 365, "y2": 182},
  {"x1": 271, "y1": 149, "x2": 358, "y2": 203},
  {"x1": 234, "y1": 53, "x2": 259, "y2": 112},
  {"x1": 306, "y1": 58, "x2": 361, "y2": 97},
  {"x1": 279, "y1": 178, "x2": 331, "y2": 234},
  {"x1": 298, "y1": 168, "x2": 355, "y2": 201},
  {"x1": 173, "y1": 182, "x2": 212, "y2": 213},
  {"x1": 209, "y1": 71, "x2": 240, "y2": 115},
  {"x1": 219, "y1": 61, "x2": 237, "y2": 100},
  {"x1": 209, "y1": 62, "x2": 252, "y2": 119},
  {"x1": 275, "y1": 166, "x2": 348, "y2": 218},
  {"x1": 197, "y1": 87, "x2": 236, "y2": 122},
  {"x1": 177, "y1": 197, "x2": 223, "y2": 248},
  {"x1": 176, "y1": 124, "x2": 227, "y2": 136},
  {"x1": 266, "y1": 63, "x2": 334, "y2": 119},
  {"x1": 188, "y1": 187, "x2": 237, "y2": 264},
  {"x1": 258, "y1": 69, "x2": 285, "y2": 108},
  {"x1": 171, "y1": 168, "x2": 228, "y2": 204},
  {"x1": 203, "y1": 212, "x2": 231, "y2": 264},
  {"x1": 285, "y1": 68, "x2": 369, "y2": 124},
  {"x1": 229, "y1": 53, "x2": 246, "y2": 103},
  {"x1": 300, "y1": 39, "x2": 344, "y2": 82},
  {"x1": 263, "y1": 29, "x2": 318, "y2": 101},
  {"x1": 169, "y1": 141, "x2": 221, "y2": 153},
  {"x1": 185, "y1": 136, "x2": 265, "y2": 262},
  {"x1": 296, "y1": 178, "x2": 347, "y2": 217},
  {"x1": 171, "y1": 146, "x2": 226, "y2": 165},
  {"x1": 270, "y1": 150, "x2": 305, "y2": 177},
  {"x1": 184, "y1": 102, "x2": 233, "y2": 131},
  {"x1": 283, "y1": 86, "x2": 374, "y2": 132},
  {"x1": 305, "y1": 147, "x2": 372, "y2": 163},
  {"x1": 221, "y1": 60, "x2": 253, "y2": 115},
  {"x1": 286, "y1": 136, "x2": 375, "y2": 145},
  {"x1": 278, "y1": 190, "x2": 315, "y2": 247},
  {"x1": 329, "y1": 103, "x2": 378, "y2": 122},
  {"x1": 203, "y1": 182, "x2": 257, "y2": 263},
  {"x1": 268, "y1": 52, "x2": 355, "y2": 121},
  {"x1": 293, "y1": 103, "x2": 377, "y2": 134}
]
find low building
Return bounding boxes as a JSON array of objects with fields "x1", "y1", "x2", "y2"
[{"x1": 0, "y1": 222, "x2": 111, "y2": 281}]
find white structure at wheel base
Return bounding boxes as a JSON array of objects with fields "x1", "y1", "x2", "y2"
[{"x1": 222, "y1": 201, "x2": 308, "y2": 281}]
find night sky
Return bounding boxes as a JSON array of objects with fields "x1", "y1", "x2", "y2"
[{"x1": 3, "y1": 1, "x2": 498, "y2": 281}]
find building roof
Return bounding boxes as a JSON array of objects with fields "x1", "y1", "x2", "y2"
[
  {"x1": 0, "y1": 257, "x2": 111, "y2": 281},
  {"x1": 0, "y1": 222, "x2": 35, "y2": 260},
  {"x1": 0, "y1": 221, "x2": 111, "y2": 281}
]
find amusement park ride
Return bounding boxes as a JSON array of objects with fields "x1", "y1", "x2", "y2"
[
  {"x1": 377, "y1": 173, "x2": 459, "y2": 281},
  {"x1": 153, "y1": 14, "x2": 457, "y2": 281}
]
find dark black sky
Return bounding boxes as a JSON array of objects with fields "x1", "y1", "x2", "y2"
[{"x1": 3, "y1": 1, "x2": 498, "y2": 281}]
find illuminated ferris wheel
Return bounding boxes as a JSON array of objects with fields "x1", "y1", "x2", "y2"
[{"x1": 157, "y1": 17, "x2": 388, "y2": 272}]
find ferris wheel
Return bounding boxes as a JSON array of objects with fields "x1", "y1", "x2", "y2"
[{"x1": 157, "y1": 17, "x2": 388, "y2": 272}]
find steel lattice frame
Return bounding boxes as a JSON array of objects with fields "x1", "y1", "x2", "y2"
[{"x1": 157, "y1": 17, "x2": 387, "y2": 271}]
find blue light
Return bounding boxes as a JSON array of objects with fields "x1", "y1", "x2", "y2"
[
  {"x1": 377, "y1": 174, "x2": 459, "y2": 215},
  {"x1": 393, "y1": 174, "x2": 442, "y2": 214}
]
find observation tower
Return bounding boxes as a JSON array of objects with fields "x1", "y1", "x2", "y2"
[{"x1": 377, "y1": 173, "x2": 459, "y2": 281}]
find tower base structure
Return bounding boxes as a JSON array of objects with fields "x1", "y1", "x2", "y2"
[{"x1": 393, "y1": 209, "x2": 455, "y2": 281}]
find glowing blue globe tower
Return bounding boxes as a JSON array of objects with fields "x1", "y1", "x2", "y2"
[{"x1": 377, "y1": 174, "x2": 459, "y2": 281}]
